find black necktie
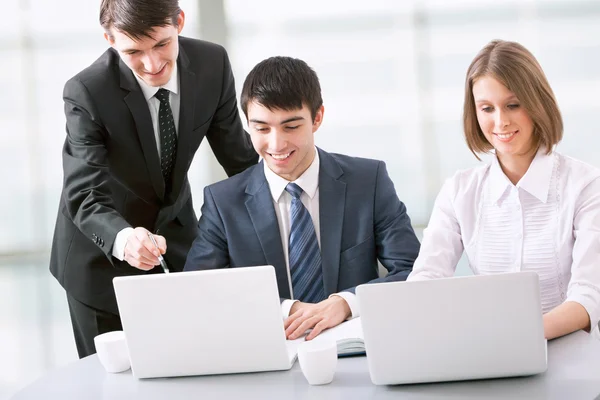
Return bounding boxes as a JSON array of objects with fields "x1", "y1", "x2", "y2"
[{"x1": 155, "y1": 88, "x2": 177, "y2": 191}]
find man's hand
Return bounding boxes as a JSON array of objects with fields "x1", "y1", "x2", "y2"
[
  {"x1": 123, "y1": 227, "x2": 167, "y2": 271},
  {"x1": 284, "y1": 296, "x2": 351, "y2": 341}
]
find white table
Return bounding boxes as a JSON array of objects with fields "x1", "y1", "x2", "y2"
[{"x1": 12, "y1": 331, "x2": 600, "y2": 399}]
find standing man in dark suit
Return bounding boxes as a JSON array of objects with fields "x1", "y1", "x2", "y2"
[
  {"x1": 184, "y1": 56, "x2": 420, "y2": 340},
  {"x1": 50, "y1": 0, "x2": 258, "y2": 358}
]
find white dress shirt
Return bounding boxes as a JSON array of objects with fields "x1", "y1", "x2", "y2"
[
  {"x1": 112, "y1": 65, "x2": 181, "y2": 260},
  {"x1": 263, "y1": 149, "x2": 358, "y2": 319},
  {"x1": 408, "y1": 148, "x2": 600, "y2": 329}
]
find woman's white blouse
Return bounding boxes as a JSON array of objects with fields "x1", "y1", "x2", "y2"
[{"x1": 408, "y1": 149, "x2": 600, "y2": 328}]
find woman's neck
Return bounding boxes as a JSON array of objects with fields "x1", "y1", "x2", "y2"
[{"x1": 497, "y1": 149, "x2": 537, "y2": 185}]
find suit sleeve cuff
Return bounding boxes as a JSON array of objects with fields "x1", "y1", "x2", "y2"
[
  {"x1": 330, "y1": 292, "x2": 359, "y2": 319},
  {"x1": 112, "y1": 227, "x2": 134, "y2": 261},
  {"x1": 281, "y1": 299, "x2": 298, "y2": 318}
]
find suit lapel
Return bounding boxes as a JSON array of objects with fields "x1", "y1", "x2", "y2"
[
  {"x1": 169, "y1": 45, "x2": 196, "y2": 203},
  {"x1": 317, "y1": 148, "x2": 346, "y2": 295},
  {"x1": 120, "y1": 57, "x2": 165, "y2": 200},
  {"x1": 245, "y1": 163, "x2": 290, "y2": 298}
]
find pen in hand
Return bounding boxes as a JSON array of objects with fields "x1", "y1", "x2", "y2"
[{"x1": 147, "y1": 232, "x2": 170, "y2": 273}]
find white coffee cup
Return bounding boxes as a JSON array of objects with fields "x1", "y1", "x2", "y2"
[
  {"x1": 297, "y1": 339, "x2": 337, "y2": 385},
  {"x1": 94, "y1": 331, "x2": 131, "y2": 373}
]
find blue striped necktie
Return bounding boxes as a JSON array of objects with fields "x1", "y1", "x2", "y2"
[{"x1": 285, "y1": 183, "x2": 325, "y2": 303}]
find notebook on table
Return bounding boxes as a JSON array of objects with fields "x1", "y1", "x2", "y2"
[
  {"x1": 357, "y1": 272, "x2": 547, "y2": 385},
  {"x1": 114, "y1": 265, "x2": 298, "y2": 378}
]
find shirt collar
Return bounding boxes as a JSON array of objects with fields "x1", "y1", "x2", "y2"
[
  {"x1": 264, "y1": 148, "x2": 320, "y2": 202},
  {"x1": 517, "y1": 148, "x2": 554, "y2": 203},
  {"x1": 133, "y1": 62, "x2": 179, "y2": 101},
  {"x1": 489, "y1": 156, "x2": 513, "y2": 205},
  {"x1": 489, "y1": 147, "x2": 555, "y2": 204}
]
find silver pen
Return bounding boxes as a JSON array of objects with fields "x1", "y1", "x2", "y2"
[{"x1": 147, "y1": 232, "x2": 170, "y2": 273}]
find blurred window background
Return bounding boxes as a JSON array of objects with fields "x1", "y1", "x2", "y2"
[{"x1": 1, "y1": 0, "x2": 599, "y2": 397}]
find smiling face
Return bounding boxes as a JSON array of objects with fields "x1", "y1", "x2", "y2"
[
  {"x1": 247, "y1": 102, "x2": 324, "y2": 181},
  {"x1": 105, "y1": 12, "x2": 184, "y2": 87},
  {"x1": 472, "y1": 75, "x2": 536, "y2": 161}
]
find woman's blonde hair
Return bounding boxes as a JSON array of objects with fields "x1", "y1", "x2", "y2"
[{"x1": 463, "y1": 39, "x2": 563, "y2": 159}]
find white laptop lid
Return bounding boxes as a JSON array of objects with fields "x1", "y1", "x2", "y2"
[
  {"x1": 357, "y1": 272, "x2": 547, "y2": 385},
  {"x1": 113, "y1": 266, "x2": 296, "y2": 378}
]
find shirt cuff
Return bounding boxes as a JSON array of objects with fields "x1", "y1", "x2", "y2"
[
  {"x1": 281, "y1": 299, "x2": 298, "y2": 318},
  {"x1": 329, "y1": 292, "x2": 359, "y2": 319},
  {"x1": 112, "y1": 227, "x2": 135, "y2": 261}
]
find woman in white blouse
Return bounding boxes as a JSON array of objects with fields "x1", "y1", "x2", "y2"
[{"x1": 408, "y1": 39, "x2": 600, "y2": 340}]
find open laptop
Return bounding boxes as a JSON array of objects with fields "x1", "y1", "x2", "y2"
[
  {"x1": 113, "y1": 265, "x2": 300, "y2": 378},
  {"x1": 356, "y1": 272, "x2": 547, "y2": 385}
]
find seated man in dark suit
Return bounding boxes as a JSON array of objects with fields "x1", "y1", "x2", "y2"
[{"x1": 184, "y1": 56, "x2": 420, "y2": 340}]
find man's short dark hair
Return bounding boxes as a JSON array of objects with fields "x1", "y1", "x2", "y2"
[
  {"x1": 241, "y1": 56, "x2": 323, "y2": 121},
  {"x1": 100, "y1": 0, "x2": 181, "y2": 40}
]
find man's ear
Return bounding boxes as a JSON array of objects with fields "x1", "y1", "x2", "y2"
[
  {"x1": 176, "y1": 10, "x2": 186, "y2": 34},
  {"x1": 312, "y1": 105, "x2": 325, "y2": 132},
  {"x1": 104, "y1": 31, "x2": 115, "y2": 47}
]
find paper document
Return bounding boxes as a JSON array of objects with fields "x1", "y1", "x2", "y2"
[
  {"x1": 285, "y1": 317, "x2": 365, "y2": 357},
  {"x1": 314, "y1": 317, "x2": 364, "y2": 356}
]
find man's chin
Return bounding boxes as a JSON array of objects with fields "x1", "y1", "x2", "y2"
[
  {"x1": 143, "y1": 77, "x2": 169, "y2": 87},
  {"x1": 141, "y1": 69, "x2": 171, "y2": 87},
  {"x1": 266, "y1": 164, "x2": 291, "y2": 177}
]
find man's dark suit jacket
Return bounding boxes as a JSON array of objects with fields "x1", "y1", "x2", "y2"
[
  {"x1": 184, "y1": 148, "x2": 420, "y2": 298},
  {"x1": 50, "y1": 37, "x2": 258, "y2": 314}
]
